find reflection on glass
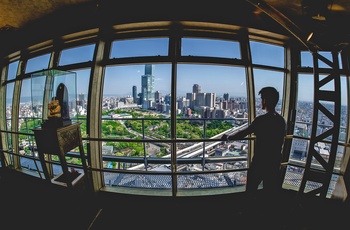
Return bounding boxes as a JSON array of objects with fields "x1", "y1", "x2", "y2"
[
  {"x1": 30, "y1": 70, "x2": 78, "y2": 127},
  {"x1": 19, "y1": 79, "x2": 36, "y2": 132},
  {"x1": 19, "y1": 79, "x2": 37, "y2": 168},
  {"x1": 30, "y1": 74, "x2": 46, "y2": 125},
  {"x1": 74, "y1": 69, "x2": 91, "y2": 135}
]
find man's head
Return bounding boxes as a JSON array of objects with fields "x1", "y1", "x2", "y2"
[{"x1": 258, "y1": 87, "x2": 279, "y2": 111}]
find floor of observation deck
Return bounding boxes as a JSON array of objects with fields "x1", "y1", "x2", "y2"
[{"x1": 0, "y1": 168, "x2": 348, "y2": 230}]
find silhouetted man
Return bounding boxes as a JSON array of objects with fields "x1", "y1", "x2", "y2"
[{"x1": 221, "y1": 87, "x2": 286, "y2": 199}]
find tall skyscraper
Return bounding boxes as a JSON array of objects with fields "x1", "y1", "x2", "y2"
[{"x1": 141, "y1": 64, "x2": 155, "y2": 109}]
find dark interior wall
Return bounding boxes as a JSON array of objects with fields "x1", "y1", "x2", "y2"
[{"x1": 0, "y1": 0, "x2": 291, "y2": 57}]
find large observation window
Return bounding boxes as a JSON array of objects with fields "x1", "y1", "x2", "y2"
[
  {"x1": 176, "y1": 63, "x2": 248, "y2": 185},
  {"x1": 102, "y1": 64, "x2": 172, "y2": 176},
  {"x1": 1, "y1": 22, "x2": 348, "y2": 199}
]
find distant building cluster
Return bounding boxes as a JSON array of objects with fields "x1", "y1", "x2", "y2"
[{"x1": 87, "y1": 64, "x2": 250, "y2": 122}]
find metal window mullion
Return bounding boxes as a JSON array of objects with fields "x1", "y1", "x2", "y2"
[
  {"x1": 0, "y1": 64, "x2": 11, "y2": 166},
  {"x1": 337, "y1": 48, "x2": 350, "y2": 203},
  {"x1": 280, "y1": 45, "x2": 299, "y2": 184},
  {"x1": 11, "y1": 56, "x2": 26, "y2": 169},
  {"x1": 87, "y1": 37, "x2": 106, "y2": 192},
  {"x1": 169, "y1": 24, "x2": 181, "y2": 196},
  {"x1": 240, "y1": 29, "x2": 255, "y2": 167}
]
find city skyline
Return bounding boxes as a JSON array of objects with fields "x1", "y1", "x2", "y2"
[
  {"x1": 8, "y1": 65, "x2": 348, "y2": 108},
  {"x1": 6, "y1": 39, "x2": 348, "y2": 106}
]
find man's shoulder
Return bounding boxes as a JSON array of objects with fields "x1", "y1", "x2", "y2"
[{"x1": 258, "y1": 112, "x2": 286, "y2": 123}]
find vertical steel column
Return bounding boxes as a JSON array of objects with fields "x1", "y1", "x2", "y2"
[{"x1": 298, "y1": 51, "x2": 341, "y2": 197}]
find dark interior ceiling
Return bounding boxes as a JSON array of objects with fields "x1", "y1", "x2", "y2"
[{"x1": 0, "y1": 0, "x2": 350, "y2": 52}]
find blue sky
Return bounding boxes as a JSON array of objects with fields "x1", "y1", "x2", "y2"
[
  {"x1": 7, "y1": 38, "x2": 348, "y2": 105},
  {"x1": 102, "y1": 39, "x2": 286, "y2": 99}
]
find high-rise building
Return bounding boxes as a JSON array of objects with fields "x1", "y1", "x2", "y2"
[
  {"x1": 132, "y1": 85, "x2": 137, "y2": 103},
  {"x1": 196, "y1": 92, "x2": 206, "y2": 107},
  {"x1": 186, "y1": 92, "x2": 196, "y2": 109},
  {"x1": 77, "y1": 93, "x2": 85, "y2": 106},
  {"x1": 154, "y1": 90, "x2": 161, "y2": 103},
  {"x1": 141, "y1": 64, "x2": 155, "y2": 109},
  {"x1": 193, "y1": 84, "x2": 201, "y2": 94},
  {"x1": 223, "y1": 93, "x2": 229, "y2": 101},
  {"x1": 205, "y1": 92, "x2": 216, "y2": 108},
  {"x1": 164, "y1": 94, "x2": 171, "y2": 105}
]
